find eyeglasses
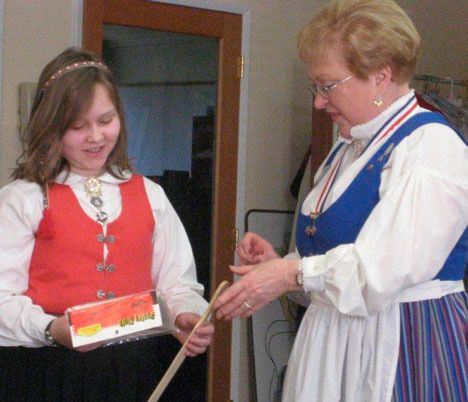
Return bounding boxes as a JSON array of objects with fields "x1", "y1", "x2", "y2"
[{"x1": 308, "y1": 75, "x2": 353, "y2": 98}]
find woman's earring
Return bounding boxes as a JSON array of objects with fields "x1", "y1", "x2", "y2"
[{"x1": 373, "y1": 95, "x2": 383, "y2": 107}]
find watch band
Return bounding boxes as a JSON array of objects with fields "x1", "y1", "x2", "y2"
[
  {"x1": 295, "y1": 259, "x2": 304, "y2": 287},
  {"x1": 44, "y1": 319, "x2": 58, "y2": 347}
]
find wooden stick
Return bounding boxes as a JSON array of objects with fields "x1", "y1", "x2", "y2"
[{"x1": 147, "y1": 280, "x2": 230, "y2": 402}]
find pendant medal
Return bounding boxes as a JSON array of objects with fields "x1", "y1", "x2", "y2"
[{"x1": 305, "y1": 212, "x2": 319, "y2": 237}]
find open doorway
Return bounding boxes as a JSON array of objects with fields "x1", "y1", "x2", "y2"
[{"x1": 83, "y1": 1, "x2": 242, "y2": 401}]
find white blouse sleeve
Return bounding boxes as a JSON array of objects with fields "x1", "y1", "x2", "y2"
[
  {"x1": 0, "y1": 181, "x2": 57, "y2": 346},
  {"x1": 143, "y1": 178, "x2": 208, "y2": 323},
  {"x1": 300, "y1": 122, "x2": 468, "y2": 316}
]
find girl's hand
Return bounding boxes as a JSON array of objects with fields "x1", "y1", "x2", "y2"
[
  {"x1": 49, "y1": 316, "x2": 102, "y2": 352},
  {"x1": 49, "y1": 316, "x2": 73, "y2": 348},
  {"x1": 174, "y1": 313, "x2": 214, "y2": 357},
  {"x1": 237, "y1": 232, "x2": 279, "y2": 265}
]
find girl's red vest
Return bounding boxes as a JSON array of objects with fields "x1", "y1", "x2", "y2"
[{"x1": 25, "y1": 175, "x2": 155, "y2": 314}]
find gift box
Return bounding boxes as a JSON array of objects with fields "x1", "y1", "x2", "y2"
[{"x1": 66, "y1": 290, "x2": 172, "y2": 348}]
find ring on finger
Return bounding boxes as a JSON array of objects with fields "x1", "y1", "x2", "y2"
[{"x1": 242, "y1": 301, "x2": 253, "y2": 311}]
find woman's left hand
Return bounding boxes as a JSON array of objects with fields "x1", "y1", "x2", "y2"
[
  {"x1": 174, "y1": 312, "x2": 214, "y2": 357},
  {"x1": 214, "y1": 258, "x2": 300, "y2": 320}
]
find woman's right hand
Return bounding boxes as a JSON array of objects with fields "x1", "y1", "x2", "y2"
[{"x1": 237, "y1": 232, "x2": 279, "y2": 265}]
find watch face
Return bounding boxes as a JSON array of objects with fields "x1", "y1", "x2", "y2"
[
  {"x1": 296, "y1": 272, "x2": 304, "y2": 287},
  {"x1": 45, "y1": 322, "x2": 57, "y2": 346},
  {"x1": 45, "y1": 331, "x2": 55, "y2": 345}
]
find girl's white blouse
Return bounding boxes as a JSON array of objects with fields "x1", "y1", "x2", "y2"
[
  {"x1": 282, "y1": 91, "x2": 468, "y2": 402},
  {"x1": 0, "y1": 171, "x2": 208, "y2": 347}
]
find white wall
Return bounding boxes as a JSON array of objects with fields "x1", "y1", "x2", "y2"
[
  {"x1": 231, "y1": 1, "x2": 323, "y2": 213},
  {"x1": 399, "y1": 0, "x2": 468, "y2": 80},
  {"x1": 0, "y1": 0, "x2": 75, "y2": 186}
]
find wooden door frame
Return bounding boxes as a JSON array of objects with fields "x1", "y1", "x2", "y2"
[
  {"x1": 82, "y1": 1, "x2": 243, "y2": 401},
  {"x1": 310, "y1": 108, "x2": 333, "y2": 184}
]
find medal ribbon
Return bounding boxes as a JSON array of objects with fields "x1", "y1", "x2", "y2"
[
  {"x1": 313, "y1": 95, "x2": 418, "y2": 217},
  {"x1": 314, "y1": 145, "x2": 348, "y2": 215}
]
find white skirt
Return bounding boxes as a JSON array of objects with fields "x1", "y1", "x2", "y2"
[{"x1": 282, "y1": 301, "x2": 400, "y2": 402}]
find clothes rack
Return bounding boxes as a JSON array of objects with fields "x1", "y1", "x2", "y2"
[
  {"x1": 413, "y1": 74, "x2": 467, "y2": 88},
  {"x1": 412, "y1": 74, "x2": 467, "y2": 101},
  {"x1": 412, "y1": 74, "x2": 467, "y2": 138}
]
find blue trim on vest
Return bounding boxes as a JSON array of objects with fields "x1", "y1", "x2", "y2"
[{"x1": 296, "y1": 112, "x2": 467, "y2": 281}]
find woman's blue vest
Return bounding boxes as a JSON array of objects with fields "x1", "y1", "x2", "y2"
[{"x1": 296, "y1": 112, "x2": 467, "y2": 281}]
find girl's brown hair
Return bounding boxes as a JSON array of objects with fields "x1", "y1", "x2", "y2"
[{"x1": 14, "y1": 47, "x2": 132, "y2": 186}]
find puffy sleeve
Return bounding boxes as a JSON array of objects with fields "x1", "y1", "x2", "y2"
[
  {"x1": 0, "y1": 181, "x2": 56, "y2": 346},
  {"x1": 143, "y1": 178, "x2": 208, "y2": 323},
  {"x1": 300, "y1": 123, "x2": 468, "y2": 316}
]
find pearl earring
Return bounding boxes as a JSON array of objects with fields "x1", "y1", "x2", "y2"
[{"x1": 374, "y1": 95, "x2": 383, "y2": 107}]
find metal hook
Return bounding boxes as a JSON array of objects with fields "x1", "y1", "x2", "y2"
[{"x1": 445, "y1": 76, "x2": 455, "y2": 101}]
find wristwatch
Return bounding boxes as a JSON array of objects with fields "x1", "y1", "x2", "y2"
[
  {"x1": 295, "y1": 260, "x2": 304, "y2": 287},
  {"x1": 44, "y1": 320, "x2": 58, "y2": 347}
]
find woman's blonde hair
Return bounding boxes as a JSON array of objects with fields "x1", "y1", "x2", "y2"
[
  {"x1": 14, "y1": 47, "x2": 132, "y2": 186},
  {"x1": 298, "y1": 0, "x2": 420, "y2": 83}
]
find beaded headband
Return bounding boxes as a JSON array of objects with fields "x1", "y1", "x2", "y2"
[{"x1": 41, "y1": 60, "x2": 109, "y2": 92}]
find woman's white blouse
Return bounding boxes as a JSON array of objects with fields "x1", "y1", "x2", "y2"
[
  {"x1": 282, "y1": 91, "x2": 468, "y2": 402},
  {"x1": 298, "y1": 91, "x2": 467, "y2": 313},
  {"x1": 0, "y1": 171, "x2": 207, "y2": 347}
]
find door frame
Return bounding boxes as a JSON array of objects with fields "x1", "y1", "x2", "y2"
[{"x1": 75, "y1": 1, "x2": 251, "y2": 401}]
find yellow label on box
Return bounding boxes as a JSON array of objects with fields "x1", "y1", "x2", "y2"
[{"x1": 77, "y1": 323, "x2": 102, "y2": 337}]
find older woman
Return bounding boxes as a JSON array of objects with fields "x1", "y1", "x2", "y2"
[{"x1": 214, "y1": 0, "x2": 467, "y2": 401}]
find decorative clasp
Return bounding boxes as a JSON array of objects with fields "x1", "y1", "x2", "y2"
[
  {"x1": 96, "y1": 263, "x2": 116, "y2": 272},
  {"x1": 97, "y1": 234, "x2": 116, "y2": 243}
]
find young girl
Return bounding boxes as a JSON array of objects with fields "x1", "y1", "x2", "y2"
[{"x1": 0, "y1": 48, "x2": 213, "y2": 401}]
